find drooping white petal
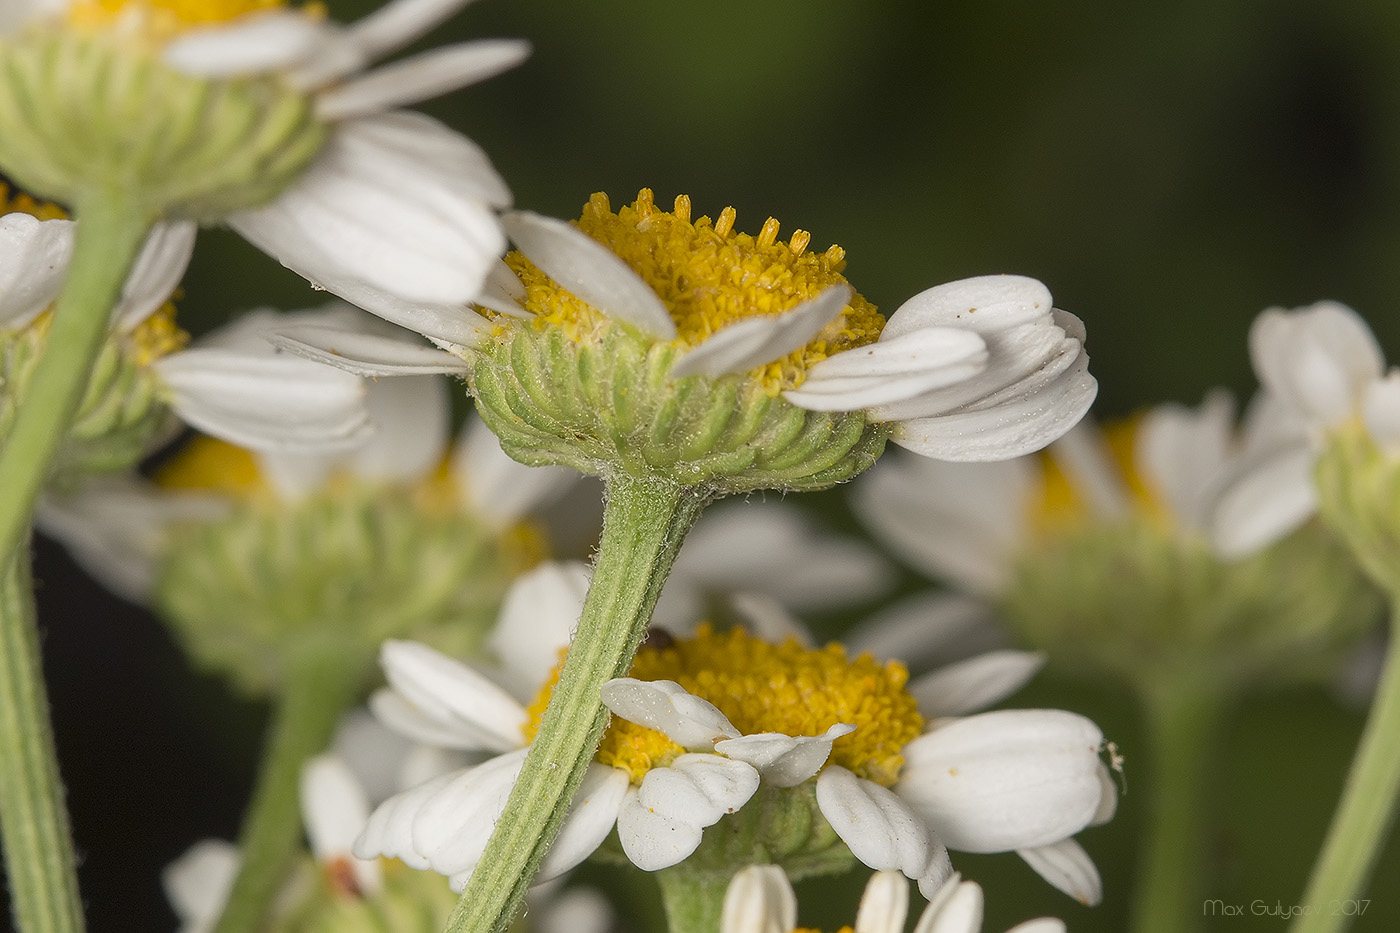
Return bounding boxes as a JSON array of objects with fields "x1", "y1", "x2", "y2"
[
  {"x1": 816, "y1": 766, "x2": 933, "y2": 880},
  {"x1": 331, "y1": 708, "x2": 416, "y2": 805},
  {"x1": 908, "y1": 651, "x2": 1046, "y2": 717},
  {"x1": 377, "y1": 640, "x2": 529, "y2": 752},
  {"x1": 341, "y1": 0, "x2": 480, "y2": 70},
  {"x1": 535, "y1": 765, "x2": 630, "y2": 882},
  {"x1": 318, "y1": 39, "x2": 530, "y2": 120},
  {"x1": 911, "y1": 878, "x2": 983, "y2": 933},
  {"x1": 531, "y1": 884, "x2": 617, "y2": 933},
  {"x1": 896, "y1": 709, "x2": 1105, "y2": 853},
  {"x1": 845, "y1": 592, "x2": 1010, "y2": 670},
  {"x1": 154, "y1": 349, "x2": 372, "y2": 451},
  {"x1": 721, "y1": 865, "x2": 797, "y2": 933},
  {"x1": 851, "y1": 452, "x2": 1036, "y2": 596},
  {"x1": 1046, "y1": 419, "x2": 1131, "y2": 519},
  {"x1": 485, "y1": 561, "x2": 591, "y2": 701},
  {"x1": 502, "y1": 211, "x2": 676, "y2": 339},
  {"x1": 716, "y1": 723, "x2": 855, "y2": 787},
  {"x1": 269, "y1": 324, "x2": 471, "y2": 375},
  {"x1": 785, "y1": 327, "x2": 989, "y2": 412},
  {"x1": 454, "y1": 413, "x2": 582, "y2": 529},
  {"x1": 1005, "y1": 920, "x2": 1068, "y2": 933},
  {"x1": 853, "y1": 871, "x2": 909, "y2": 933},
  {"x1": 728, "y1": 593, "x2": 814, "y2": 647},
  {"x1": 670, "y1": 285, "x2": 851, "y2": 379},
  {"x1": 162, "y1": 839, "x2": 240, "y2": 932},
  {"x1": 1016, "y1": 838, "x2": 1103, "y2": 906},
  {"x1": 917, "y1": 842, "x2": 956, "y2": 901},
  {"x1": 0, "y1": 212, "x2": 73, "y2": 329},
  {"x1": 231, "y1": 111, "x2": 507, "y2": 307},
  {"x1": 1250, "y1": 302, "x2": 1384, "y2": 429},
  {"x1": 353, "y1": 768, "x2": 459, "y2": 867},
  {"x1": 601, "y1": 679, "x2": 741, "y2": 748},
  {"x1": 1136, "y1": 389, "x2": 1236, "y2": 530},
  {"x1": 890, "y1": 352, "x2": 1097, "y2": 462},
  {"x1": 1208, "y1": 443, "x2": 1317, "y2": 559},
  {"x1": 368, "y1": 689, "x2": 498, "y2": 751},
  {"x1": 111, "y1": 220, "x2": 196, "y2": 332},
  {"x1": 1363, "y1": 373, "x2": 1400, "y2": 448},
  {"x1": 475, "y1": 259, "x2": 530, "y2": 317},
  {"x1": 36, "y1": 479, "x2": 229, "y2": 605},
  {"x1": 1090, "y1": 763, "x2": 1118, "y2": 825},
  {"x1": 300, "y1": 754, "x2": 381, "y2": 895},
  {"x1": 617, "y1": 755, "x2": 761, "y2": 870},
  {"x1": 408, "y1": 749, "x2": 528, "y2": 875},
  {"x1": 162, "y1": 11, "x2": 325, "y2": 77},
  {"x1": 883, "y1": 276, "x2": 1055, "y2": 341}
]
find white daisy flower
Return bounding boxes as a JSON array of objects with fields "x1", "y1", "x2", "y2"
[
  {"x1": 354, "y1": 566, "x2": 1112, "y2": 903},
  {"x1": 721, "y1": 865, "x2": 1066, "y2": 933},
  {"x1": 5, "y1": 0, "x2": 524, "y2": 305},
  {"x1": 275, "y1": 190, "x2": 1095, "y2": 466}
]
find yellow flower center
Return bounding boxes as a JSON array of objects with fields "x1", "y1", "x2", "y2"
[
  {"x1": 524, "y1": 625, "x2": 923, "y2": 786},
  {"x1": 154, "y1": 435, "x2": 269, "y2": 498},
  {"x1": 1, "y1": 179, "x2": 68, "y2": 222},
  {"x1": 501, "y1": 189, "x2": 886, "y2": 393},
  {"x1": 1029, "y1": 416, "x2": 1168, "y2": 539},
  {"x1": 65, "y1": 0, "x2": 322, "y2": 45}
]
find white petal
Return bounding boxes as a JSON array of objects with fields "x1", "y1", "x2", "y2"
[
  {"x1": 911, "y1": 878, "x2": 983, "y2": 933},
  {"x1": 300, "y1": 754, "x2": 381, "y2": 894},
  {"x1": 1005, "y1": 920, "x2": 1067, "y2": 933},
  {"x1": 330, "y1": 708, "x2": 416, "y2": 804},
  {"x1": 531, "y1": 886, "x2": 617, "y2": 933},
  {"x1": 853, "y1": 871, "x2": 909, "y2": 933},
  {"x1": 815, "y1": 766, "x2": 932, "y2": 879},
  {"x1": 1017, "y1": 838, "x2": 1103, "y2": 906},
  {"x1": 844, "y1": 592, "x2": 1010, "y2": 670},
  {"x1": 342, "y1": 0, "x2": 478, "y2": 67},
  {"x1": 909, "y1": 651, "x2": 1046, "y2": 717},
  {"x1": 916, "y1": 842, "x2": 956, "y2": 902},
  {"x1": 231, "y1": 112, "x2": 507, "y2": 307},
  {"x1": 410, "y1": 749, "x2": 528, "y2": 875},
  {"x1": 36, "y1": 479, "x2": 228, "y2": 605},
  {"x1": 0, "y1": 212, "x2": 73, "y2": 328},
  {"x1": 716, "y1": 723, "x2": 854, "y2": 787},
  {"x1": 1250, "y1": 302, "x2": 1383, "y2": 428},
  {"x1": 1363, "y1": 373, "x2": 1400, "y2": 448},
  {"x1": 318, "y1": 39, "x2": 530, "y2": 120},
  {"x1": 162, "y1": 839, "x2": 240, "y2": 929},
  {"x1": 883, "y1": 276, "x2": 1054, "y2": 340},
  {"x1": 1208, "y1": 443, "x2": 1317, "y2": 558},
  {"x1": 536, "y1": 765, "x2": 630, "y2": 882},
  {"x1": 378, "y1": 640, "x2": 529, "y2": 752},
  {"x1": 785, "y1": 328, "x2": 989, "y2": 411},
  {"x1": 618, "y1": 755, "x2": 760, "y2": 869},
  {"x1": 502, "y1": 211, "x2": 675, "y2": 339},
  {"x1": 111, "y1": 220, "x2": 196, "y2": 332},
  {"x1": 476, "y1": 259, "x2": 530, "y2": 317},
  {"x1": 1135, "y1": 390, "x2": 1236, "y2": 529},
  {"x1": 896, "y1": 709, "x2": 1105, "y2": 853},
  {"x1": 349, "y1": 374, "x2": 449, "y2": 481},
  {"x1": 485, "y1": 561, "x2": 591, "y2": 700},
  {"x1": 1046, "y1": 418, "x2": 1131, "y2": 519},
  {"x1": 454, "y1": 413, "x2": 582, "y2": 529},
  {"x1": 722, "y1": 865, "x2": 797, "y2": 933},
  {"x1": 729, "y1": 593, "x2": 814, "y2": 647},
  {"x1": 154, "y1": 349, "x2": 372, "y2": 451},
  {"x1": 670, "y1": 285, "x2": 851, "y2": 378},
  {"x1": 163, "y1": 12, "x2": 325, "y2": 76},
  {"x1": 851, "y1": 452, "x2": 1036, "y2": 597},
  {"x1": 890, "y1": 352, "x2": 1097, "y2": 462},
  {"x1": 269, "y1": 324, "x2": 471, "y2": 375},
  {"x1": 353, "y1": 768, "x2": 460, "y2": 867},
  {"x1": 601, "y1": 679, "x2": 740, "y2": 748}
]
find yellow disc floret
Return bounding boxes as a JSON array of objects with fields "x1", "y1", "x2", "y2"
[
  {"x1": 1029, "y1": 416, "x2": 1168, "y2": 540},
  {"x1": 501, "y1": 189, "x2": 886, "y2": 394},
  {"x1": 65, "y1": 0, "x2": 324, "y2": 47},
  {"x1": 524, "y1": 625, "x2": 923, "y2": 786},
  {"x1": 155, "y1": 435, "x2": 268, "y2": 498},
  {"x1": 1, "y1": 178, "x2": 68, "y2": 222}
]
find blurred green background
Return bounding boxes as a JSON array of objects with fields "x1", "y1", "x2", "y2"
[{"x1": 32, "y1": 0, "x2": 1400, "y2": 929}]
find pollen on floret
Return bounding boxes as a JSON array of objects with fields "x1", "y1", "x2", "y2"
[
  {"x1": 155, "y1": 435, "x2": 267, "y2": 498},
  {"x1": 1029, "y1": 416, "x2": 1168, "y2": 540},
  {"x1": 523, "y1": 625, "x2": 923, "y2": 786},
  {"x1": 498, "y1": 190, "x2": 887, "y2": 394},
  {"x1": 1, "y1": 179, "x2": 68, "y2": 222},
  {"x1": 126, "y1": 301, "x2": 191, "y2": 366},
  {"x1": 65, "y1": 0, "x2": 322, "y2": 43}
]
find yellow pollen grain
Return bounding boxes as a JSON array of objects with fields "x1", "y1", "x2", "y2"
[
  {"x1": 154, "y1": 435, "x2": 267, "y2": 498},
  {"x1": 498, "y1": 190, "x2": 886, "y2": 394},
  {"x1": 523, "y1": 625, "x2": 923, "y2": 786},
  {"x1": 1, "y1": 181, "x2": 68, "y2": 222},
  {"x1": 125, "y1": 301, "x2": 190, "y2": 366},
  {"x1": 1029, "y1": 415, "x2": 1169, "y2": 539}
]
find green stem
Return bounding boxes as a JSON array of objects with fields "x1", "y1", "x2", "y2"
[
  {"x1": 212, "y1": 643, "x2": 364, "y2": 933},
  {"x1": 0, "y1": 197, "x2": 151, "y2": 568},
  {"x1": 1292, "y1": 609, "x2": 1400, "y2": 933},
  {"x1": 0, "y1": 548, "x2": 84, "y2": 933},
  {"x1": 657, "y1": 866, "x2": 732, "y2": 933},
  {"x1": 446, "y1": 474, "x2": 708, "y2": 933},
  {"x1": 1129, "y1": 676, "x2": 1227, "y2": 933}
]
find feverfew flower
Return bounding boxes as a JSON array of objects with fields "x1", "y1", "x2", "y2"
[
  {"x1": 278, "y1": 190, "x2": 1095, "y2": 495},
  {"x1": 0, "y1": 191, "x2": 369, "y2": 483},
  {"x1": 0, "y1": 0, "x2": 522, "y2": 303},
  {"x1": 721, "y1": 865, "x2": 1065, "y2": 933},
  {"x1": 354, "y1": 566, "x2": 1112, "y2": 905}
]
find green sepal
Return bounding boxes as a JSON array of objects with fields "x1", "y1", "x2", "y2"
[
  {"x1": 1316, "y1": 427, "x2": 1400, "y2": 598},
  {"x1": 469, "y1": 324, "x2": 887, "y2": 496},
  {"x1": 272, "y1": 859, "x2": 461, "y2": 933},
  {"x1": 155, "y1": 487, "x2": 516, "y2": 697},
  {"x1": 0, "y1": 28, "x2": 326, "y2": 221}
]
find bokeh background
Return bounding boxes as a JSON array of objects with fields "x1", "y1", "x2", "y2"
[{"x1": 19, "y1": 0, "x2": 1400, "y2": 928}]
